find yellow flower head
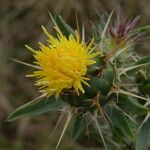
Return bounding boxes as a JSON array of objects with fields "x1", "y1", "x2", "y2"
[{"x1": 27, "y1": 26, "x2": 100, "y2": 96}]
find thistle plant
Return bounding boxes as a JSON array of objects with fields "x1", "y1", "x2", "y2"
[{"x1": 7, "y1": 12, "x2": 150, "y2": 150}]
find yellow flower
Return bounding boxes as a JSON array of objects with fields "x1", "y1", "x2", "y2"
[{"x1": 26, "y1": 26, "x2": 100, "y2": 96}]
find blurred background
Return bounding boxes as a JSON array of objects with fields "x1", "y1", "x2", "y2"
[{"x1": 0, "y1": 0, "x2": 150, "y2": 149}]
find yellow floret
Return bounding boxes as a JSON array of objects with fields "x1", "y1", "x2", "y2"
[{"x1": 26, "y1": 26, "x2": 100, "y2": 96}]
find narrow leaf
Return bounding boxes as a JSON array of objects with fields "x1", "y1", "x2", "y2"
[
  {"x1": 55, "y1": 15, "x2": 74, "y2": 37},
  {"x1": 70, "y1": 114, "x2": 86, "y2": 140},
  {"x1": 117, "y1": 95, "x2": 149, "y2": 116},
  {"x1": 135, "y1": 55, "x2": 150, "y2": 66},
  {"x1": 136, "y1": 116, "x2": 150, "y2": 150},
  {"x1": 106, "y1": 106, "x2": 135, "y2": 140},
  {"x1": 134, "y1": 25, "x2": 150, "y2": 34},
  {"x1": 7, "y1": 97, "x2": 65, "y2": 121},
  {"x1": 139, "y1": 79, "x2": 150, "y2": 96},
  {"x1": 127, "y1": 55, "x2": 150, "y2": 74}
]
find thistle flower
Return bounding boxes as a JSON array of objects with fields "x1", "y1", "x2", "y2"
[
  {"x1": 7, "y1": 13, "x2": 150, "y2": 150},
  {"x1": 26, "y1": 26, "x2": 100, "y2": 96},
  {"x1": 109, "y1": 14, "x2": 140, "y2": 47}
]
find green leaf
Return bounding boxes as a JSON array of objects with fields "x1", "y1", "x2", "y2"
[
  {"x1": 92, "y1": 26, "x2": 101, "y2": 43},
  {"x1": 136, "y1": 72, "x2": 150, "y2": 96},
  {"x1": 117, "y1": 95, "x2": 149, "y2": 116},
  {"x1": 85, "y1": 65, "x2": 114, "y2": 98},
  {"x1": 136, "y1": 116, "x2": 150, "y2": 150},
  {"x1": 111, "y1": 126, "x2": 124, "y2": 143},
  {"x1": 70, "y1": 114, "x2": 86, "y2": 140},
  {"x1": 106, "y1": 106, "x2": 135, "y2": 140},
  {"x1": 83, "y1": 77, "x2": 100, "y2": 99},
  {"x1": 146, "y1": 65, "x2": 150, "y2": 78},
  {"x1": 7, "y1": 97, "x2": 65, "y2": 121},
  {"x1": 88, "y1": 56, "x2": 105, "y2": 75},
  {"x1": 127, "y1": 55, "x2": 150, "y2": 74},
  {"x1": 136, "y1": 72, "x2": 146, "y2": 84},
  {"x1": 134, "y1": 25, "x2": 150, "y2": 34},
  {"x1": 95, "y1": 66, "x2": 114, "y2": 95},
  {"x1": 135, "y1": 55, "x2": 150, "y2": 66},
  {"x1": 61, "y1": 92, "x2": 93, "y2": 110},
  {"x1": 139, "y1": 79, "x2": 150, "y2": 96},
  {"x1": 55, "y1": 15, "x2": 74, "y2": 38}
]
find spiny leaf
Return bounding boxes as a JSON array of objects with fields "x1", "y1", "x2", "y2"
[
  {"x1": 70, "y1": 113, "x2": 86, "y2": 140},
  {"x1": 139, "y1": 79, "x2": 150, "y2": 96},
  {"x1": 100, "y1": 11, "x2": 113, "y2": 47},
  {"x1": 92, "y1": 25, "x2": 101, "y2": 43},
  {"x1": 55, "y1": 15, "x2": 74, "y2": 38},
  {"x1": 134, "y1": 25, "x2": 150, "y2": 34},
  {"x1": 85, "y1": 65, "x2": 114, "y2": 98},
  {"x1": 7, "y1": 97, "x2": 65, "y2": 121},
  {"x1": 106, "y1": 106, "x2": 135, "y2": 140},
  {"x1": 135, "y1": 55, "x2": 150, "y2": 66},
  {"x1": 117, "y1": 95, "x2": 149, "y2": 116},
  {"x1": 127, "y1": 55, "x2": 150, "y2": 74},
  {"x1": 110, "y1": 126, "x2": 124, "y2": 143},
  {"x1": 61, "y1": 92, "x2": 93, "y2": 110},
  {"x1": 97, "y1": 66, "x2": 114, "y2": 95},
  {"x1": 136, "y1": 72, "x2": 150, "y2": 96},
  {"x1": 136, "y1": 115, "x2": 150, "y2": 150}
]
